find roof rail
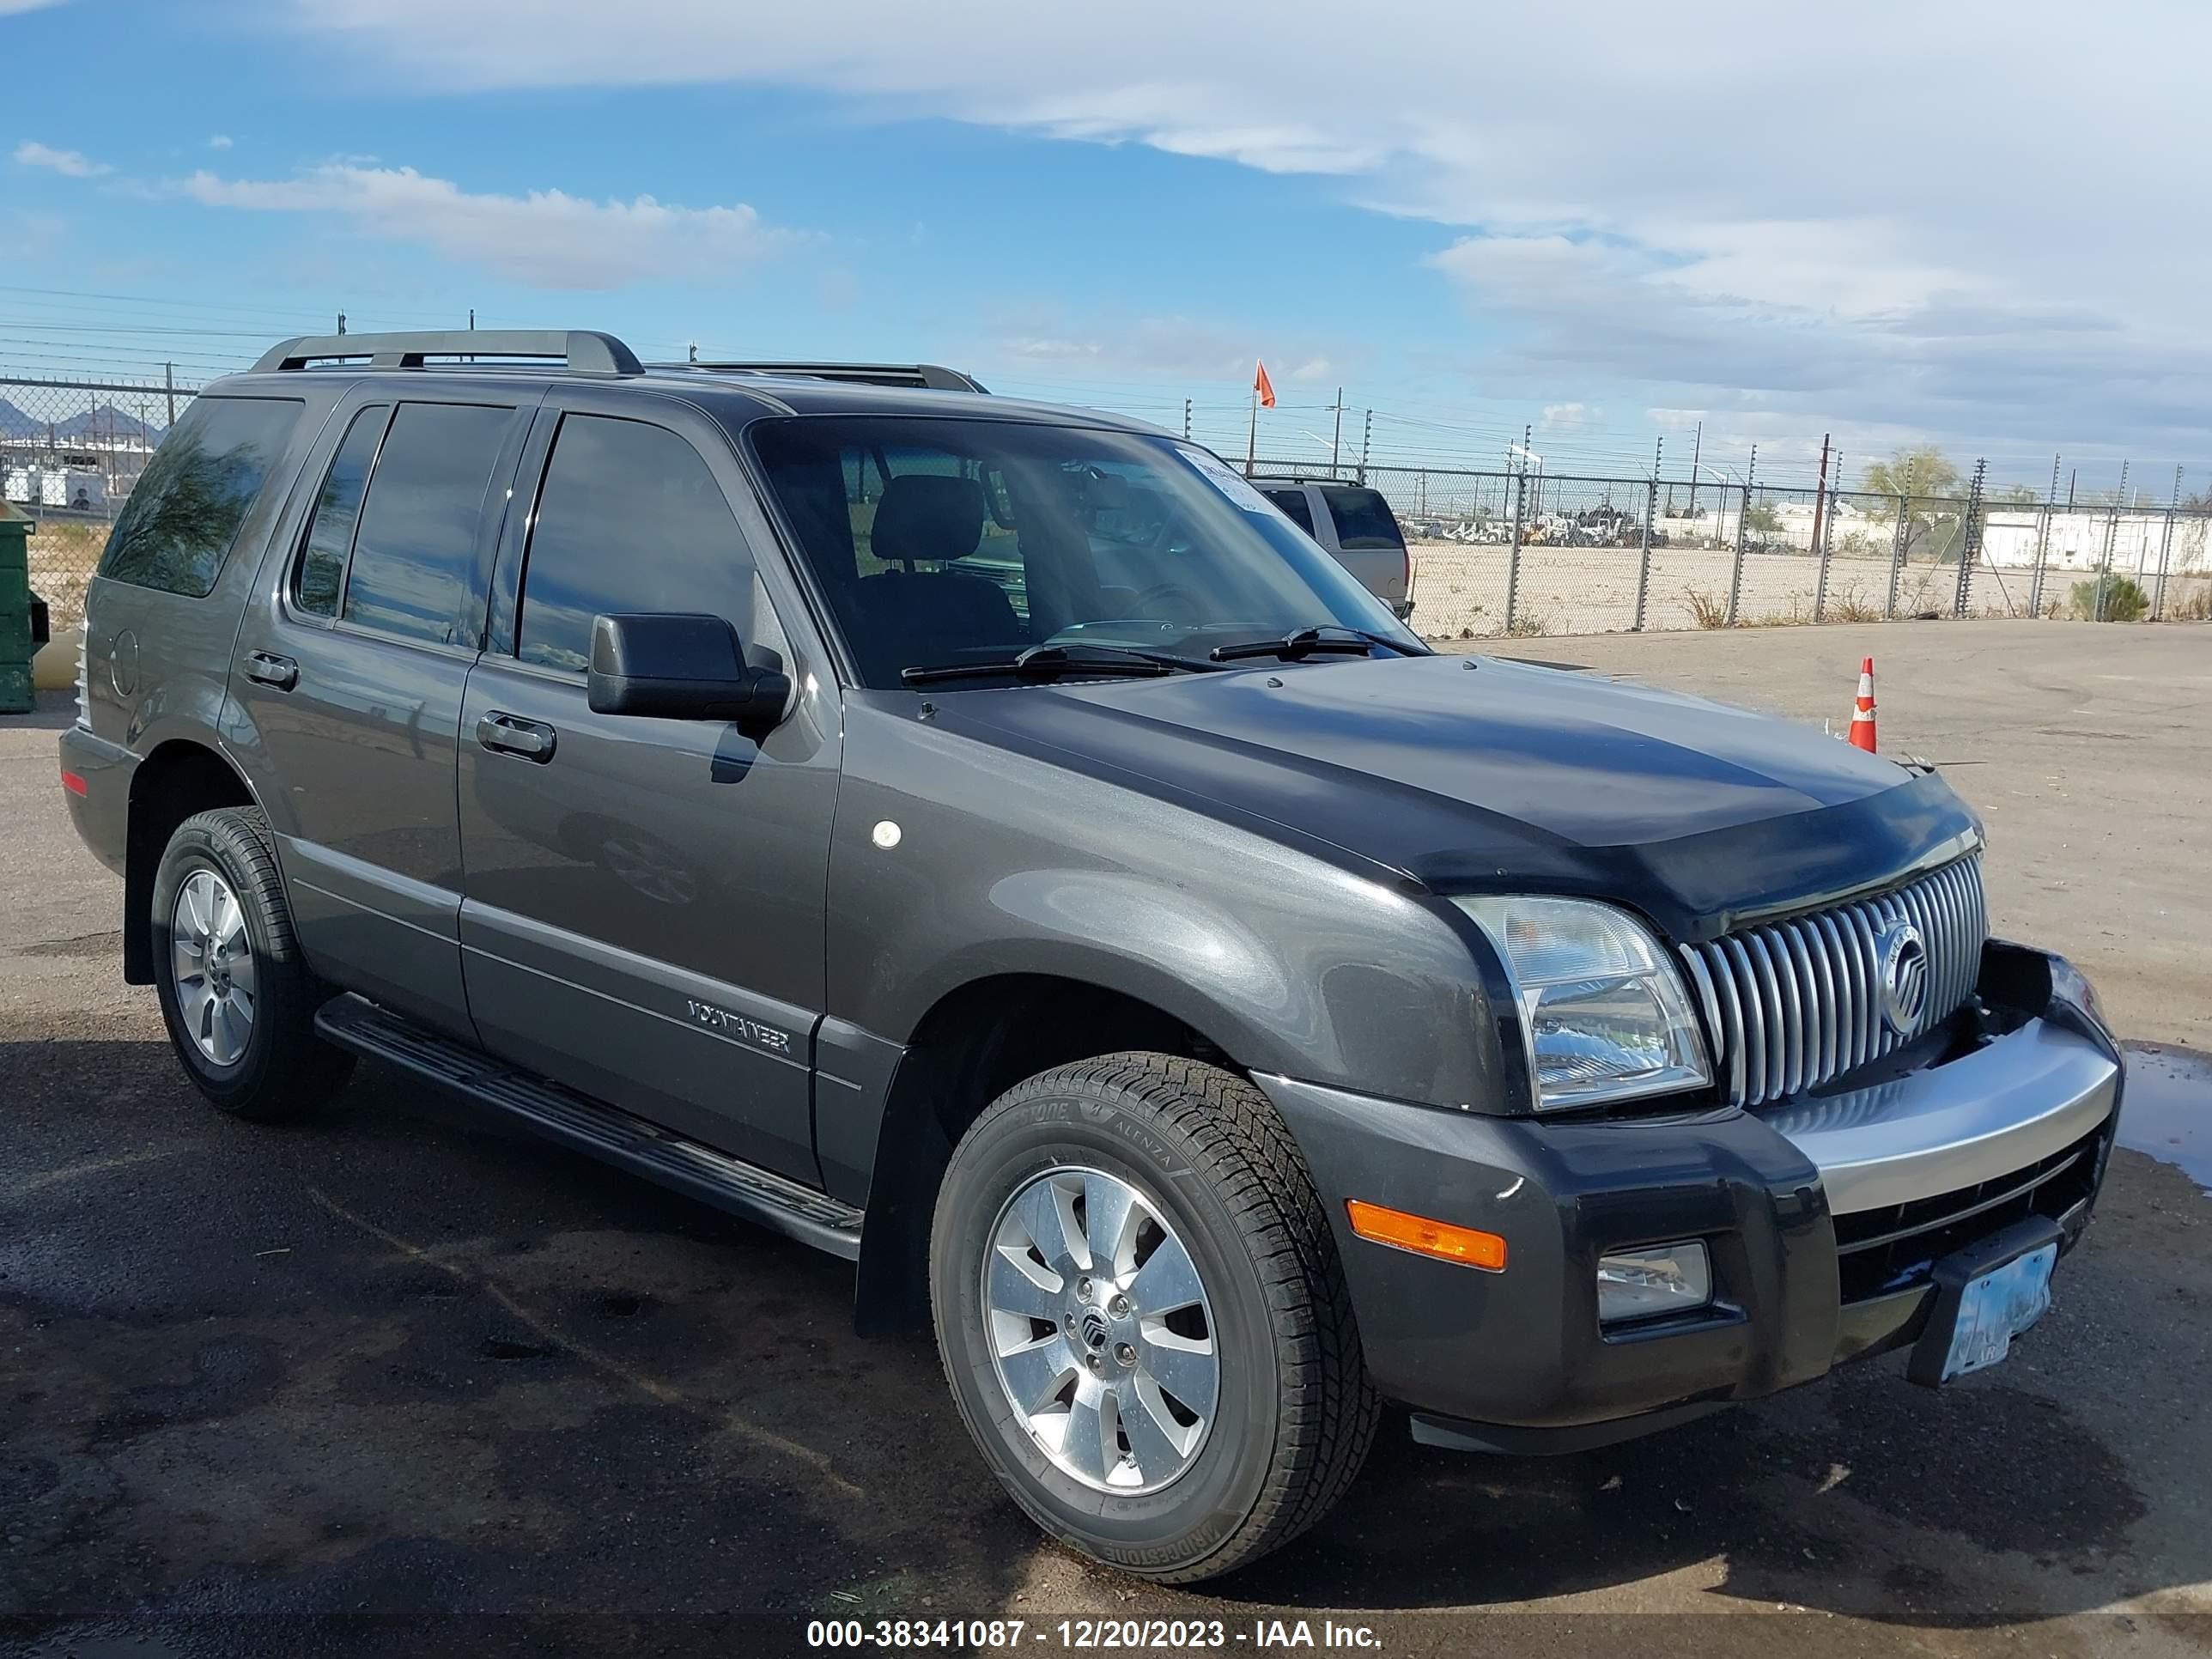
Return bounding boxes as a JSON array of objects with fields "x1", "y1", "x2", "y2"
[
  {"x1": 678, "y1": 361, "x2": 988, "y2": 393},
  {"x1": 251, "y1": 330, "x2": 643, "y2": 377}
]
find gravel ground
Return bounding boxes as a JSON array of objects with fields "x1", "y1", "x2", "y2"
[{"x1": 2, "y1": 622, "x2": 2208, "y2": 1657}]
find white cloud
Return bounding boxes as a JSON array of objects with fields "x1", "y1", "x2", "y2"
[
  {"x1": 14, "y1": 140, "x2": 109, "y2": 177},
  {"x1": 181, "y1": 163, "x2": 790, "y2": 289},
  {"x1": 208, "y1": 134, "x2": 234, "y2": 149},
  {"x1": 276, "y1": 0, "x2": 2212, "y2": 453}
]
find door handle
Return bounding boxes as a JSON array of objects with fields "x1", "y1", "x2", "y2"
[
  {"x1": 244, "y1": 651, "x2": 299, "y2": 690},
  {"x1": 477, "y1": 713, "x2": 557, "y2": 762}
]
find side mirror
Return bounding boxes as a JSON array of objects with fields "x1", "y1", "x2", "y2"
[{"x1": 586, "y1": 612, "x2": 791, "y2": 736}]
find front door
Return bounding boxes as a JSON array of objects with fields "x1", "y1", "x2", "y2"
[{"x1": 458, "y1": 398, "x2": 840, "y2": 1183}]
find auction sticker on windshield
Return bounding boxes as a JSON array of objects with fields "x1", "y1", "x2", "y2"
[{"x1": 1177, "y1": 445, "x2": 1281, "y2": 516}]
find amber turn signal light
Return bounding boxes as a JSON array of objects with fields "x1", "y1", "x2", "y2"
[{"x1": 1345, "y1": 1200, "x2": 1507, "y2": 1271}]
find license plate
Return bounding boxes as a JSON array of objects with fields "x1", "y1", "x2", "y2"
[
  {"x1": 1905, "y1": 1218, "x2": 2064, "y2": 1389},
  {"x1": 1937, "y1": 1242, "x2": 2056, "y2": 1381}
]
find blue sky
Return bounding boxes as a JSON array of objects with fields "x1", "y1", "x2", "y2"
[{"x1": 5, "y1": 0, "x2": 2209, "y2": 492}]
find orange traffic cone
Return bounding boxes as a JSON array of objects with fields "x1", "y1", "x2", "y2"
[{"x1": 1848, "y1": 657, "x2": 1877, "y2": 752}]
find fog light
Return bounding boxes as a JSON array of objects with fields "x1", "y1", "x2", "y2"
[{"x1": 1596, "y1": 1242, "x2": 1712, "y2": 1324}]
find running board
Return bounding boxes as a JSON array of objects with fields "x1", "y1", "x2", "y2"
[{"x1": 314, "y1": 994, "x2": 864, "y2": 1260}]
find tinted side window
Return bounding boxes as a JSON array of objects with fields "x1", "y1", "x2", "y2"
[
  {"x1": 342, "y1": 403, "x2": 514, "y2": 646},
  {"x1": 1263, "y1": 488, "x2": 1316, "y2": 536},
  {"x1": 1318, "y1": 485, "x2": 1405, "y2": 550},
  {"x1": 98, "y1": 397, "x2": 302, "y2": 597},
  {"x1": 293, "y1": 405, "x2": 389, "y2": 618},
  {"x1": 518, "y1": 415, "x2": 752, "y2": 674}
]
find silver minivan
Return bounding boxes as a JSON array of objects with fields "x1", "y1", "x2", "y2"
[{"x1": 1251, "y1": 475, "x2": 1413, "y2": 621}]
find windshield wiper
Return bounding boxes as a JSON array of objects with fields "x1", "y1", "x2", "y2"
[
  {"x1": 901, "y1": 642, "x2": 1216, "y2": 685},
  {"x1": 1207, "y1": 624, "x2": 1426, "y2": 664}
]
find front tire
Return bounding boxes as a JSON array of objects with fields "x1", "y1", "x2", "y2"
[
  {"x1": 149, "y1": 807, "x2": 354, "y2": 1121},
  {"x1": 931, "y1": 1053, "x2": 1378, "y2": 1583}
]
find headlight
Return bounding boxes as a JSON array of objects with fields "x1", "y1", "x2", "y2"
[{"x1": 1454, "y1": 895, "x2": 1711, "y2": 1110}]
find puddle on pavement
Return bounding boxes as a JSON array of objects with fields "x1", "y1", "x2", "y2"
[{"x1": 2119, "y1": 1042, "x2": 2212, "y2": 1193}]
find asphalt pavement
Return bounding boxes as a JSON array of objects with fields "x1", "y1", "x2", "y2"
[{"x1": 3, "y1": 622, "x2": 2209, "y2": 1657}]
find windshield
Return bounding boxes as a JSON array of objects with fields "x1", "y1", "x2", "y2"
[{"x1": 748, "y1": 416, "x2": 1424, "y2": 689}]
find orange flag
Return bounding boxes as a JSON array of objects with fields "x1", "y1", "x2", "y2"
[{"x1": 1253, "y1": 360, "x2": 1276, "y2": 408}]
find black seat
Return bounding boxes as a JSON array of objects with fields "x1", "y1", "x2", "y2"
[{"x1": 854, "y1": 474, "x2": 1024, "y2": 678}]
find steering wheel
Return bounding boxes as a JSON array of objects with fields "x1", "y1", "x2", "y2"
[{"x1": 1131, "y1": 581, "x2": 1203, "y2": 618}]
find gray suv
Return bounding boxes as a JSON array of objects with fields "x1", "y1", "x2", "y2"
[{"x1": 60, "y1": 331, "x2": 2124, "y2": 1583}]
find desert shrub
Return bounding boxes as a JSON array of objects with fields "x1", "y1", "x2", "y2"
[
  {"x1": 2069, "y1": 574, "x2": 2148, "y2": 621},
  {"x1": 1681, "y1": 586, "x2": 1729, "y2": 629},
  {"x1": 1826, "y1": 581, "x2": 1882, "y2": 623},
  {"x1": 2168, "y1": 584, "x2": 2212, "y2": 622}
]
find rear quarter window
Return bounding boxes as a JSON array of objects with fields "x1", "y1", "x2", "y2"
[
  {"x1": 1318, "y1": 485, "x2": 1406, "y2": 551},
  {"x1": 1261, "y1": 488, "x2": 1316, "y2": 536},
  {"x1": 97, "y1": 397, "x2": 304, "y2": 597}
]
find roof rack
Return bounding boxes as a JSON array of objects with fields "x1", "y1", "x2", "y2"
[
  {"x1": 251, "y1": 330, "x2": 643, "y2": 377},
  {"x1": 677, "y1": 361, "x2": 988, "y2": 393}
]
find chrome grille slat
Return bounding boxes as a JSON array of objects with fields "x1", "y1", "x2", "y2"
[{"x1": 1679, "y1": 853, "x2": 1987, "y2": 1109}]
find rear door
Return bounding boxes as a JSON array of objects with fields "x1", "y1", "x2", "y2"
[
  {"x1": 457, "y1": 392, "x2": 841, "y2": 1182},
  {"x1": 228, "y1": 390, "x2": 532, "y2": 1036}
]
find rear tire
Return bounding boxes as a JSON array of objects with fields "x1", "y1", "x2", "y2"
[
  {"x1": 149, "y1": 807, "x2": 354, "y2": 1121},
  {"x1": 930, "y1": 1052, "x2": 1378, "y2": 1583}
]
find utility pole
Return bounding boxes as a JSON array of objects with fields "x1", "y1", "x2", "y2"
[
  {"x1": 2154, "y1": 465, "x2": 2183, "y2": 619},
  {"x1": 1328, "y1": 388, "x2": 1346, "y2": 474},
  {"x1": 1887, "y1": 458, "x2": 1915, "y2": 619},
  {"x1": 163, "y1": 362, "x2": 176, "y2": 431},
  {"x1": 1504, "y1": 422, "x2": 1532, "y2": 632},
  {"x1": 1815, "y1": 449, "x2": 1844, "y2": 621},
  {"x1": 2029, "y1": 453, "x2": 2060, "y2": 618},
  {"x1": 1633, "y1": 435, "x2": 1661, "y2": 630},
  {"x1": 1182, "y1": 398, "x2": 1192, "y2": 441},
  {"x1": 2096, "y1": 460, "x2": 2128, "y2": 620},
  {"x1": 1808, "y1": 433, "x2": 1832, "y2": 571},
  {"x1": 336, "y1": 311, "x2": 346, "y2": 336},
  {"x1": 1358, "y1": 409, "x2": 1372, "y2": 484},
  {"x1": 1726, "y1": 443, "x2": 1755, "y2": 625},
  {"x1": 1954, "y1": 458, "x2": 1987, "y2": 617},
  {"x1": 1686, "y1": 420, "x2": 1703, "y2": 520}
]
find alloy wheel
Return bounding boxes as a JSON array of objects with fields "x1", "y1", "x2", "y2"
[
  {"x1": 170, "y1": 868, "x2": 256, "y2": 1066},
  {"x1": 982, "y1": 1165, "x2": 1220, "y2": 1495}
]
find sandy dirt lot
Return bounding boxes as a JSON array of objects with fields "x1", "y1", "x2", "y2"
[{"x1": 1408, "y1": 541, "x2": 2212, "y2": 639}]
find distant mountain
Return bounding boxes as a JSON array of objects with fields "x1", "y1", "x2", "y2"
[
  {"x1": 0, "y1": 398, "x2": 165, "y2": 448},
  {"x1": 53, "y1": 403, "x2": 164, "y2": 445}
]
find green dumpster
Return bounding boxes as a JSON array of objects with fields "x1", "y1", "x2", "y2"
[{"x1": 0, "y1": 501, "x2": 34, "y2": 714}]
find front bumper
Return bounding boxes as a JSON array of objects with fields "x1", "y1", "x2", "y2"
[{"x1": 1255, "y1": 945, "x2": 2122, "y2": 1452}]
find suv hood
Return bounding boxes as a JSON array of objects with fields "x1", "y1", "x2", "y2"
[{"x1": 932, "y1": 653, "x2": 1980, "y2": 940}]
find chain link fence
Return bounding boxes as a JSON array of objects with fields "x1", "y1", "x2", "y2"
[
  {"x1": 1262, "y1": 459, "x2": 2212, "y2": 638},
  {"x1": 3, "y1": 372, "x2": 189, "y2": 639},
  {"x1": 7, "y1": 367, "x2": 2209, "y2": 650}
]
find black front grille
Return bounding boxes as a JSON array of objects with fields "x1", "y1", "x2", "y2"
[{"x1": 1833, "y1": 1127, "x2": 2106, "y2": 1303}]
